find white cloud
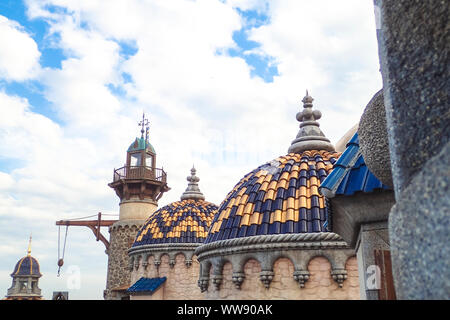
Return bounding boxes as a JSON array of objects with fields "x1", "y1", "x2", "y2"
[
  {"x1": 0, "y1": 0, "x2": 382, "y2": 299},
  {"x1": 0, "y1": 15, "x2": 41, "y2": 81}
]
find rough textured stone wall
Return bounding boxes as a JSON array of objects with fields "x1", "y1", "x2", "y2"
[
  {"x1": 374, "y1": 0, "x2": 450, "y2": 299},
  {"x1": 130, "y1": 253, "x2": 203, "y2": 300},
  {"x1": 105, "y1": 222, "x2": 143, "y2": 300},
  {"x1": 204, "y1": 256, "x2": 359, "y2": 300},
  {"x1": 163, "y1": 254, "x2": 203, "y2": 300}
]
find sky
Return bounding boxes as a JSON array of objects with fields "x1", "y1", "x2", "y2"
[{"x1": 0, "y1": 0, "x2": 382, "y2": 300}]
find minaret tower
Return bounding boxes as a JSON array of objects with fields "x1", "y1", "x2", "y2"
[{"x1": 105, "y1": 114, "x2": 170, "y2": 300}]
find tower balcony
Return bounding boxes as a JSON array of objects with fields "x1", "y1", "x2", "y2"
[
  {"x1": 113, "y1": 166, "x2": 167, "y2": 183},
  {"x1": 109, "y1": 166, "x2": 170, "y2": 202}
]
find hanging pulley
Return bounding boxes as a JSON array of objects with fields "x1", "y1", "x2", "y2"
[{"x1": 57, "y1": 225, "x2": 68, "y2": 276}]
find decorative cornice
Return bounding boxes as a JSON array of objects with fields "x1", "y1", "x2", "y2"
[
  {"x1": 110, "y1": 219, "x2": 146, "y2": 231},
  {"x1": 195, "y1": 232, "x2": 348, "y2": 260},
  {"x1": 128, "y1": 242, "x2": 201, "y2": 256}
]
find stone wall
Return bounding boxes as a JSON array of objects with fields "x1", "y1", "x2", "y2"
[
  {"x1": 374, "y1": 0, "x2": 450, "y2": 299},
  {"x1": 105, "y1": 221, "x2": 144, "y2": 300},
  {"x1": 203, "y1": 256, "x2": 359, "y2": 300},
  {"x1": 130, "y1": 253, "x2": 203, "y2": 300}
]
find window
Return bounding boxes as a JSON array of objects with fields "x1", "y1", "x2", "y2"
[
  {"x1": 20, "y1": 281, "x2": 27, "y2": 291},
  {"x1": 130, "y1": 153, "x2": 141, "y2": 166},
  {"x1": 145, "y1": 154, "x2": 153, "y2": 168}
]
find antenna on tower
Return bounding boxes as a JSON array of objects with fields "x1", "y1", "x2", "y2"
[
  {"x1": 138, "y1": 112, "x2": 149, "y2": 141},
  {"x1": 27, "y1": 233, "x2": 32, "y2": 257}
]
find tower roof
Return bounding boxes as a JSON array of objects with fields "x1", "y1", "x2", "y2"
[
  {"x1": 127, "y1": 137, "x2": 156, "y2": 154},
  {"x1": 11, "y1": 236, "x2": 41, "y2": 277},
  {"x1": 127, "y1": 113, "x2": 156, "y2": 153},
  {"x1": 288, "y1": 91, "x2": 335, "y2": 154},
  {"x1": 11, "y1": 256, "x2": 41, "y2": 277}
]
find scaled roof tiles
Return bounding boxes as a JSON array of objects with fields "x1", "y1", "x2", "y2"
[
  {"x1": 204, "y1": 150, "x2": 340, "y2": 243},
  {"x1": 11, "y1": 256, "x2": 41, "y2": 277},
  {"x1": 132, "y1": 199, "x2": 218, "y2": 246}
]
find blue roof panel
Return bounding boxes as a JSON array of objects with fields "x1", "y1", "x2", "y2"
[
  {"x1": 127, "y1": 277, "x2": 166, "y2": 293},
  {"x1": 319, "y1": 132, "x2": 392, "y2": 197}
]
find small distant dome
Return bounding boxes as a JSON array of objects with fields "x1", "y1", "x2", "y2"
[
  {"x1": 11, "y1": 256, "x2": 42, "y2": 277},
  {"x1": 128, "y1": 137, "x2": 156, "y2": 154}
]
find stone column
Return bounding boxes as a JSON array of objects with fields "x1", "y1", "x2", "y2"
[
  {"x1": 104, "y1": 220, "x2": 146, "y2": 300},
  {"x1": 374, "y1": 0, "x2": 450, "y2": 299}
]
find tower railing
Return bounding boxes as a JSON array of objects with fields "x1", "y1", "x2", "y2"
[{"x1": 113, "y1": 166, "x2": 167, "y2": 183}]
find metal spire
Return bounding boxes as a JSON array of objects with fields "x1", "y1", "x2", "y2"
[
  {"x1": 27, "y1": 234, "x2": 32, "y2": 257},
  {"x1": 138, "y1": 112, "x2": 149, "y2": 140},
  {"x1": 288, "y1": 90, "x2": 335, "y2": 154},
  {"x1": 180, "y1": 166, "x2": 205, "y2": 201}
]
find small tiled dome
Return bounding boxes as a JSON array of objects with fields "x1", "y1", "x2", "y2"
[
  {"x1": 132, "y1": 167, "x2": 218, "y2": 246},
  {"x1": 205, "y1": 150, "x2": 339, "y2": 243},
  {"x1": 133, "y1": 199, "x2": 218, "y2": 246},
  {"x1": 11, "y1": 256, "x2": 42, "y2": 277}
]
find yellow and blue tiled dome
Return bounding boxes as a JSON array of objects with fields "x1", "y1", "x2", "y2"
[
  {"x1": 132, "y1": 168, "x2": 218, "y2": 246},
  {"x1": 205, "y1": 150, "x2": 339, "y2": 243},
  {"x1": 205, "y1": 92, "x2": 340, "y2": 244}
]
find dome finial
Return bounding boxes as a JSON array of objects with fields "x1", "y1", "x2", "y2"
[
  {"x1": 138, "y1": 112, "x2": 149, "y2": 140},
  {"x1": 288, "y1": 90, "x2": 335, "y2": 154},
  {"x1": 180, "y1": 166, "x2": 205, "y2": 201},
  {"x1": 27, "y1": 234, "x2": 32, "y2": 257}
]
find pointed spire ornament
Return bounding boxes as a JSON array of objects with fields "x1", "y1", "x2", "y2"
[
  {"x1": 27, "y1": 234, "x2": 32, "y2": 257},
  {"x1": 138, "y1": 112, "x2": 149, "y2": 140},
  {"x1": 180, "y1": 166, "x2": 205, "y2": 201},
  {"x1": 288, "y1": 90, "x2": 335, "y2": 154}
]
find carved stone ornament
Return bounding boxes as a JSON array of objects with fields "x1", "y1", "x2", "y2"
[
  {"x1": 293, "y1": 270, "x2": 310, "y2": 288},
  {"x1": 212, "y1": 275, "x2": 223, "y2": 290},
  {"x1": 198, "y1": 277, "x2": 209, "y2": 292},
  {"x1": 331, "y1": 269, "x2": 348, "y2": 288},
  {"x1": 232, "y1": 272, "x2": 245, "y2": 289},
  {"x1": 259, "y1": 271, "x2": 275, "y2": 289}
]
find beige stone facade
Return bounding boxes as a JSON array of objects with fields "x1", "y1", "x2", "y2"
[
  {"x1": 128, "y1": 251, "x2": 359, "y2": 300},
  {"x1": 119, "y1": 200, "x2": 157, "y2": 221},
  {"x1": 203, "y1": 256, "x2": 359, "y2": 300},
  {"x1": 130, "y1": 253, "x2": 203, "y2": 300}
]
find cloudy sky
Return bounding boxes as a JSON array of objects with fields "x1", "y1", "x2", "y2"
[{"x1": 0, "y1": 0, "x2": 381, "y2": 300}]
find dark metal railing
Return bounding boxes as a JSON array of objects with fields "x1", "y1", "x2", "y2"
[{"x1": 113, "y1": 166, "x2": 167, "y2": 183}]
